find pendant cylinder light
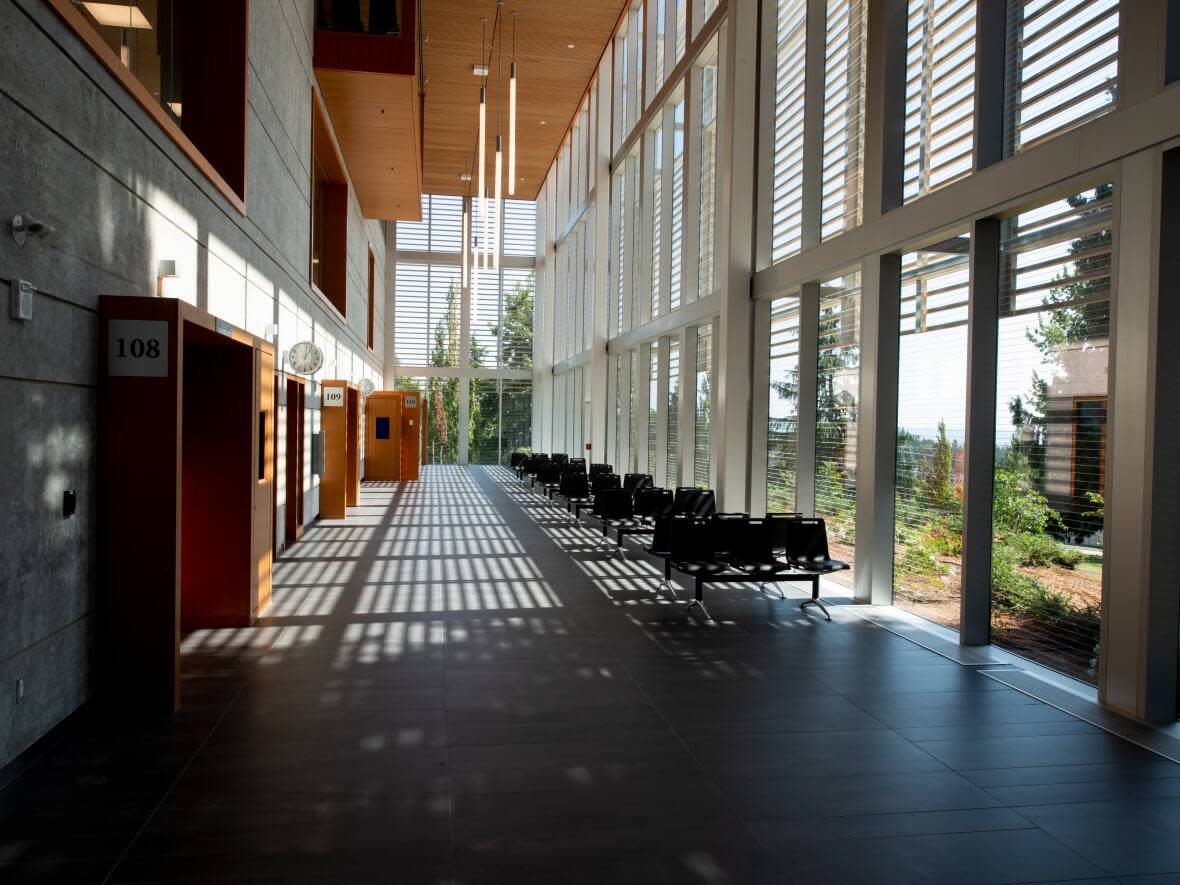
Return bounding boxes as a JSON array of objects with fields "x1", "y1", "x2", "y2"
[
  {"x1": 508, "y1": 11, "x2": 517, "y2": 196},
  {"x1": 494, "y1": 136, "x2": 502, "y2": 269},
  {"x1": 461, "y1": 201, "x2": 469, "y2": 287},
  {"x1": 478, "y1": 87, "x2": 487, "y2": 223}
]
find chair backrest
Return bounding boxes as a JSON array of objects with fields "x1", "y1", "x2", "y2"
[
  {"x1": 526, "y1": 453, "x2": 549, "y2": 474},
  {"x1": 669, "y1": 515, "x2": 715, "y2": 563},
  {"x1": 591, "y1": 472, "x2": 621, "y2": 494},
  {"x1": 510, "y1": 452, "x2": 527, "y2": 468},
  {"x1": 589, "y1": 463, "x2": 613, "y2": 477},
  {"x1": 623, "y1": 473, "x2": 653, "y2": 495},
  {"x1": 692, "y1": 490, "x2": 717, "y2": 518},
  {"x1": 568, "y1": 458, "x2": 587, "y2": 473},
  {"x1": 635, "y1": 486, "x2": 673, "y2": 518},
  {"x1": 733, "y1": 518, "x2": 776, "y2": 565},
  {"x1": 710, "y1": 513, "x2": 750, "y2": 558},
  {"x1": 559, "y1": 472, "x2": 589, "y2": 497},
  {"x1": 552, "y1": 453, "x2": 569, "y2": 466},
  {"x1": 538, "y1": 462, "x2": 563, "y2": 484},
  {"x1": 783, "y1": 517, "x2": 831, "y2": 563},
  {"x1": 765, "y1": 512, "x2": 803, "y2": 553},
  {"x1": 597, "y1": 487, "x2": 634, "y2": 520}
]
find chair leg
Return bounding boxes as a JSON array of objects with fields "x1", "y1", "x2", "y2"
[
  {"x1": 760, "y1": 581, "x2": 785, "y2": 599},
  {"x1": 613, "y1": 530, "x2": 627, "y2": 561},
  {"x1": 799, "y1": 576, "x2": 831, "y2": 621},
  {"x1": 684, "y1": 578, "x2": 712, "y2": 621}
]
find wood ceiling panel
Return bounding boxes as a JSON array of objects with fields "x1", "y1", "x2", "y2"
[
  {"x1": 317, "y1": 69, "x2": 423, "y2": 220},
  {"x1": 420, "y1": 0, "x2": 627, "y2": 200}
]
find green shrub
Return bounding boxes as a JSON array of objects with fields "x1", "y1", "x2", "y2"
[
  {"x1": 991, "y1": 547, "x2": 1072, "y2": 619},
  {"x1": 1009, "y1": 533, "x2": 1082, "y2": 569},
  {"x1": 899, "y1": 544, "x2": 946, "y2": 579}
]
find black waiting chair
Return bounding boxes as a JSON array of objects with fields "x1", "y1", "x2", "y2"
[
  {"x1": 668, "y1": 515, "x2": 728, "y2": 620},
  {"x1": 510, "y1": 451, "x2": 528, "y2": 470},
  {"x1": 567, "y1": 457, "x2": 587, "y2": 474},
  {"x1": 538, "y1": 462, "x2": 564, "y2": 499},
  {"x1": 367, "y1": 0, "x2": 400, "y2": 34},
  {"x1": 557, "y1": 471, "x2": 591, "y2": 522},
  {"x1": 595, "y1": 488, "x2": 635, "y2": 558},
  {"x1": 611, "y1": 485, "x2": 670, "y2": 553},
  {"x1": 623, "y1": 473, "x2": 653, "y2": 497},
  {"x1": 727, "y1": 517, "x2": 798, "y2": 597},
  {"x1": 574, "y1": 472, "x2": 621, "y2": 522},
  {"x1": 527, "y1": 454, "x2": 551, "y2": 487},
  {"x1": 588, "y1": 463, "x2": 613, "y2": 478},
  {"x1": 709, "y1": 513, "x2": 751, "y2": 565},
  {"x1": 552, "y1": 453, "x2": 570, "y2": 467},
  {"x1": 781, "y1": 517, "x2": 849, "y2": 620}
]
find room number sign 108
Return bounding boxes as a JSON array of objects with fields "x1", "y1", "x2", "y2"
[{"x1": 107, "y1": 319, "x2": 170, "y2": 377}]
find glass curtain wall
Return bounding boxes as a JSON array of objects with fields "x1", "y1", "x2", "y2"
[
  {"x1": 767, "y1": 293, "x2": 801, "y2": 511},
  {"x1": 991, "y1": 187, "x2": 1111, "y2": 683},
  {"x1": 666, "y1": 339, "x2": 681, "y2": 487},
  {"x1": 693, "y1": 324, "x2": 712, "y2": 488},
  {"x1": 648, "y1": 343, "x2": 659, "y2": 475},
  {"x1": 893, "y1": 239, "x2": 971, "y2": 629},
  {"x1": 814, "y1": 271, "x2": 861, "y2": 587},
  {"x1": 771, "y1": 0, "x2": 807, "y2": 262}
]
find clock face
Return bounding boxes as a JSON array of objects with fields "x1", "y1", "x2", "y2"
[{"x1": 287, "y1": 341, "x2": 324, "y2": 375}]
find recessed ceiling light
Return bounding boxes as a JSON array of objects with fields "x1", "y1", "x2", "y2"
[
  {"x1": 539, "y1": 120, "x2": 547, "y2": 126},
  {"x1": 472, "y1": 63, "x2": 489, "y2": 76},
  {"x1": 567, "y1": 43, "x2": 576, "y2": 49},
  {"x1": 460, "y1": 172, "x2": 472, "y2": 182}
]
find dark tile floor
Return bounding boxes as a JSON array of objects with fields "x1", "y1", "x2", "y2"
[{"x1": 2, "y1": 465, "x2": 1179, "y2": 884}]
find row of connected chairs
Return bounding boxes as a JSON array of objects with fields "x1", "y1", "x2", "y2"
[
  {"x1": 509, "y1": 455, "x2": 848, "y2": 622},
  {"x1": 661, "y1": 512, "x2": 847, "y2": 621}
]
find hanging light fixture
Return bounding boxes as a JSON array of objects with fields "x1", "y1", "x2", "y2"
[
  {"x1": 508, "y1": 11, "x2": 517, "y2": 197},
  {"x1": 461, "y1": 161, "x2": 470, "y2": 289},
  {"x1": 493, "y1": 1, "x2": 504, "y2": 270},
  {"x1": 478, "y1": 16, "x2": 488, "y2": 268}
]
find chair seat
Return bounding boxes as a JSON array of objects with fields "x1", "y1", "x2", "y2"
[
  {"x1": 671, "y1": 560, "x2": 728, "y2": 576},
  {"x1": 732, "y1": 559, "x2": 792, "y2": 577},
  {"x1": 788, "y1": 557, "x2": 849, "y2": 573},
  {"x1": 610, "y1": 519, "x2": 652, "y2": 532},
  {"x1": 644, "y1": 546, "x2": 670, "y2": 557}
]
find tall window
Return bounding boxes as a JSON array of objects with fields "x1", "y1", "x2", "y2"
[
  {"x1": 767, "y1": 293, "x2": 801, "y2": 511},
  {"x1": 470, "y1": 378, "x2": 501, "y2": 464},
  {"x1": 65, "y1": 1, "x2": 249, "y2": 201},
  {"x1": 501, "y1": 379, "x2": 534, "y2": 461},
  {"x1": 771, "y1": 0, "x2": 807, "y2": 262},
  {"x1": 893, "y1": 240, "x2": 970, "y2": 629},
  {"x1": 393, "y1": 263, "x2": 460, "y2": 367},
  {"x1": 814, "y1": 271, "x2": 861, "y2": 587},
  {"x1": 693, "y1": 325, "x2": 713, "y2": 489},
  {"x1": 904, "y1": 0, "x2": 976, "y2": 201},
  {"x1": 669, "y1": 97, "x2": 686, "y2": 312},
  {"x1": 697, "y1": 37, "x2": 720, "y2": 298},
  {"x1": 821, "y1": 0, "x2": 868, "y2": 240},
  {"x1": 1005, "y1": 0, "x2": 1119, "y2": 154},
  {"x1": 992, "y1": 186, "x2": 1111, "y2": 683},
  {"x1": 311, "y1": 97, "x2": 348, "y2": 316},
  {"x1": 648, "y1": 343, "x2": 660, "y2": 475},
  {"x1": 650, "y1": 123, "x2": 664, "y2": 320},
  {"x1": 667, "y1": 339, "x2": 681, "y2": 487}
]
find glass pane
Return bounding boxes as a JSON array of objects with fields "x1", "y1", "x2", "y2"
[
  {"x1": 767, "y1": 293, "x2": 801, "y2": 511},
  {"x1": 648, "y1": 343, "x2": 660, "y2": 476},
  {"x1": 501, "y1": 379, "x2": 533, "y2": 463},
  {"x1": 815, "y1": 271, "x2": 861, "y2": 587},
  {"x1": 423, "y1": 376, "x2": 460, "y2": 464},
  {"x1": 893, "y1": 239, "x2": 971, "y2": 629},
  {"x1": 821, "y1": 0, "x2": 868, "y2": 240},
  {"x1": 667, "y1": 339, "x2": 680, "y2": 487},
  {"x1": 772, "y1": 0, "x2": 808, "y2": 262},
  {"x1": 698, "y1": 38, "x2": 719, "y2": 298},
  {"x1": 470, "y1": 378, "x2": 500, "y2": 464},
  {"x1": 991, "y1": 186, "x2": 1111, "y2": 683},
  {"x1": 694, "y1": 325, "x2": 712, "y2": 489}
]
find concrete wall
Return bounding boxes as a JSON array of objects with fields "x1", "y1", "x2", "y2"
[{"x1": 0, "y1": 0, "x2": 387, "y2": 767}]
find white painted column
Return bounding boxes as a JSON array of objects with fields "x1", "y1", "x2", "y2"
[{"x1": 713, "y1": 0, "x2": 758, "y2": 512}]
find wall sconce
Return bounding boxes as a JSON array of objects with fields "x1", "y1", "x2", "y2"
[
  {"x1": 11, "y1": 215, "x2": 54, "y2": 247},
  {"x1": 156, "y1": 259, "x2": 177, "y2": 296}
]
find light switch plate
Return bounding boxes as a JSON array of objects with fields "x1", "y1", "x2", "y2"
[{"x1": 10, "y1": 279, "x2": 33, "y2": 321}]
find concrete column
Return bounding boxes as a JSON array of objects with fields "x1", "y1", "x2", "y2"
[
  {"x1": 678, "y1": 325, "x2": 695, "y2": 486},
  {"x1": 973, "y1": 0, "x2": 1007, "y2": 170},
  {"x1": 712, "y1": 0, "x2": 758, "y2": 512},
  {"x1": 960, "y1": 218, "x2": 1000, "y2": 644},
  {"x1": 1102, "y1": 147, "x2": 1180, "y2": 722},
  {"x1": 854, "y1": 253, "x2": 900, "y2": 605},
  {"x1": 863, "y1": 0, "x2": 908, "y2": 220},
  {"x1": 589, "y1": 64, "x2": 613, "y2": 465},
  {"x1": 1118, "y1": 0, "x2": 1168, "y2": 108}
]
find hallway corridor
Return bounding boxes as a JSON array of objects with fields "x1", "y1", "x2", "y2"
[{"x1": 3, "y1": 466, "x2": 1180, "y2": 883}]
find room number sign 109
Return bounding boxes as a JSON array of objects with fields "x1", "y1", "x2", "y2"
[{"x1": 107, "y1": 319, "x2": 169, "y2": 377}]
